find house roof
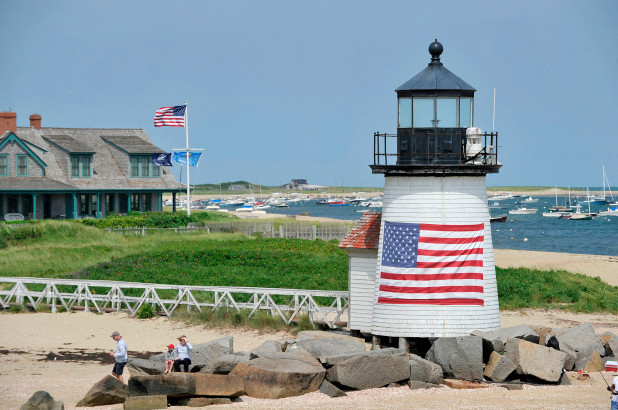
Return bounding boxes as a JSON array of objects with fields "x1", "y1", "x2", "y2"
[
  {"x1": 339, "y1": 210, "x2": 382, "y2": 250},
  {"x1": 2, "y1": 127, "x2": 184, "y2": 192},
  {"x1": 43, "y1": 134, "x2": 95, "y2": 153},
  {"x1": 102, "y1": 135, "x2": 165, "y2": 154}
]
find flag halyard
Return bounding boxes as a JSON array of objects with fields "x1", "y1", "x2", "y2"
[{"x1": 378, "y1": 221, "x2": 485, "y2": 306}]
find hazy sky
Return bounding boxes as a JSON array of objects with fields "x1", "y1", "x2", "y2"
[{"x1": 2, "y1": 1, "x2": 617, "y2": 188}]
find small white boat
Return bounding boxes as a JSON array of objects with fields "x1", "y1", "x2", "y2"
[
  {"x1": 488, "y1": 193, "x2": 513, "y2": 201},
  {"x1": 508, "y1": 206, "x2": 538, "y2": 215},
  {"x1": 598, "y1": 206, "x2": 618, "y2": 217},
  {"x1": 522, "y1": 196, "x2": 539, "y2": 203}
]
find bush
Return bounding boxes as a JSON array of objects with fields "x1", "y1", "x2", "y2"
[
  {"x1": 136, "y1": 304, "x2": 156, "y2": 319},
  {"x1": 80, "y1": 211, "x2": 237, "y2": 229},
  {"x1": 10, "y1": 304, "x2": 24, "y2": 313}
]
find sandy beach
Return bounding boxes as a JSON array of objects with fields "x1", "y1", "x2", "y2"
[{"x1": 1, "y1": 249, "x2": 616, "y2": 409}]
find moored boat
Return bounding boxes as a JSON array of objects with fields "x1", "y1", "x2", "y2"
[{"x1": 508, "y1": 206, "x2": 538, "y2": 215}]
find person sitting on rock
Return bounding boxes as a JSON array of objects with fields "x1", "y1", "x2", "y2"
[
  {"x1": 164, "y1": 343, "x2": 177, "y2": 374},
  {"x1": 173, "y1": 336, "x2": 193, "y2": 372}
]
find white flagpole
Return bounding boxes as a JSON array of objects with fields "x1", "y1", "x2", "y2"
[{"x1": 185, "y1": 100, "x2": 190, "y2": 215}]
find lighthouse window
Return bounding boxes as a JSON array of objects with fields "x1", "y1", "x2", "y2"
[
  {"x1": 413, "y1": 98, "x2": 434, "y2": 128},
  {"x1": 398, "y1": 98, "x2": 412, "y2": 128},
  {"x1": 436, "y1": 98, "x2": 457, "y2": 128},
  {"x1": 460, "y1": 98, "x2": 472, "y2": 128}
]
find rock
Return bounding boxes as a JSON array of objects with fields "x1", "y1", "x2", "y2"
[
  {"x1": 504, "y1": 338, "x2": 568, "y2": 383},
  {"x1": 249, "y1": 340, "x2": 285, "y2": 359},
  {"x1": 76, "y1": 375, "x2": 128, "y2": 406},
  {"x1": 126, "y1": 358, "x2": 164, "y2": 376},
  {"x1": 230, "y1": 354, "x2": 326, "y2": 399},
  {"x1": 531, "y1": 326, "x2": 553, "y2": 346},
  {"x1": 318, "y1": 348, "x2": 400, "y2": 367},
  {"x1": 20, "y1": 391, "x2": 64, "y2": 410},
  {"x1": 326, "y1": 351, "x2": 410, "y2": 390},
  {"x1": 128, "y1": 373, "x2": 243, "y2": 398},
  {"x1": 557, "y1": 371, "x2": 571, "y2": 385},
  {"x1": 604, "y1": 335, "x2": 618, "y2": 357},
  {"x1": 296, "y1": 330, "x2": 366, "y2": 344},
  {"x1": 168, "y1": 397, "x2": 233, "y2": 407},
  {"x1": 291, "y1": 337, "x2": 365, "y2": 358},
  {"x1": 409, "y1": 353, "x2": 444, "y2": 385},
  {"x1": 129, "y1": 373, "x2": 194, "y2": 397},
  {"x1": 213, "y1": 353, "x2": 251, "y2": 374},
  {"x1": 319, "y1": 380, "x2": 347, "y2": 397},
  {"x1": 443, "y1": 379, "x2": 492, "y2": 389},
  {"x1": 558, "y1": 342, "x2": 577, "y2": 371},
  {"x1": 483, "y1": 352, "x2": 516, "y2": 382},
  {"x1": 472, "y1": 325, "x2": 539, "y2": 355},
  {"x1": 425, "y1": 337, "x2": 483, "y2": 380},
  {"x1": 500, "y1": 383, "x2": 523, "y2": 390},
  {"x1": 408, "y1": 381, "x2": 442, "y2": 390},
  {"x1": 600, "y1": 331, "x2": 616, "y2": 345},
  {"x1": 123, "y1": 395, "x2": 167, "y2": 410},
  {"x1": 553, "y1": 324, "x2": 605, "y2": 370},
  {"x1": 193, "y1": 374, "x2": 244, "y2": 397},
  {"x1": 150, "y1": 336, "x2": 234, "y2": 373},
  {"x1": 582, "y1": 351, "x2": 605, "y2": 373}
]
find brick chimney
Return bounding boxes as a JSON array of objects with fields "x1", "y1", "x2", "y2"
[
  {"x1": 30, "y1": 114, "x2": 42, "y2": 130},
  {"x1": 0, "y1": 112, "x2": 17, "y2": 133}
]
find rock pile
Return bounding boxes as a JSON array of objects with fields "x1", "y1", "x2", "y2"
[{"x1": 72, "y1": 325, "x2": 617, "y2": 408}]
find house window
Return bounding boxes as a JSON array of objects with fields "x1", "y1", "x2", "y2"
[
  {"x1": 131, "y1": 193, "x2": 140, "y2": 211},
  {"x1": 16, "y1": 155, "x2": 28, "y2": 176},
  {"x1": 130, "y1": 155, "x2": 159, "y2": 177},
  {"x1": 0, "y1": 154, "x2": 7, "y2": 176},
  {"x1": 70, "y1": 155, "x2": 93, "y2": 177}
]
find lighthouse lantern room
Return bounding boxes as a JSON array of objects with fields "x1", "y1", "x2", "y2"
[{"x1": 369, "y1": 39, "x2": 502, "y2": 338}]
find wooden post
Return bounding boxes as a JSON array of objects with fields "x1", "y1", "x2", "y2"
[{"x1": 311, "y1": 225, "x2": 317, "y2": 240}]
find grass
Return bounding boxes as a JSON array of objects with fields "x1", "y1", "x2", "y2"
[{"x1": 1, "y1": 218, "x2": 617, "y2": 316}]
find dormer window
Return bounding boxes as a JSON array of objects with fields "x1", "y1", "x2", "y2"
[
  {"x1": 130, "y1": 155, "x2": 160, "y2": 178},
  {"x1": 70, "y1": 155, "x2": 93, "y2": 177},
  {"x1": 16, "y1": 155, "x2": 28, "y2": 176}
]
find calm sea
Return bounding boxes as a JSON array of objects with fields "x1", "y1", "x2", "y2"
[{"x1": 261, "y1": 197, "x2": 618, "y2": 256}]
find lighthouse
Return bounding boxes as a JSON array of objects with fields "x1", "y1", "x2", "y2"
[{"x1": 369, "y1": 39, "x2": 502, "y2": 338}]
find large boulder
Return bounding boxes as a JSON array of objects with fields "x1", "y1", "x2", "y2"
[
  {"x1": 290, "y1": 337, "x2": 365, "y2": 358},
  {"x1": 168, "y1": 397, "x2": 233, "y2": 407},
  {"x1": 296, "y1": 330, "x2": 366, "y2": 344},
  {"x1": 20, "y1": 391, "x2": 64, "y2": 410},
  {"x1": 126, "y1": 358, "x2": 165, "y2": 376},
  {"x1": 128, "y1": 373, "x2": 243, "y2": 398},
  {"x1": 212, "y1": 353, "x2": 251, "y2": 374},
  {"x1": 483, "y1": 352, "x2": 516, "y2": 382},
  {"x1": 149, "y1": 336, "x2": 234, "y2": 373},
  {"x1": 582, "y1": 351, "x2": 605, "y2": 373},
  {"x1": 76, "y1": 375, "x2": 128, "y2": 406},
  {"x1": 230, "y1": 351, "x2": 326, "y2": 399},
  {"x1": 551, "y1": 324, "x2": 605, "y2": 370},
  {"x1": 123, "y1": 395, "x2": 167, "y2": 410},
  {"x1": 249, "y1": 340, "x2": 285, "y2": 359},
  {"x1": 425, "y1": 337, "x2": 483, "y2": 380},
  {"x1": 472, "y1": 325, "x2": 539, "y2": 355},
  {"x1": 326, "y1": 351, "x2": 410, "y2": 390},
  {"x1": 318, "y1": 347, "x2": 400, "y2": 367},
  {"x1": 318, "y1": 380, "x2": 347, "y2": 397},
  {"x1": 504, "y1": 338, "x2": 568, "y2": 382},
  {"x1": 409, "y1": 353, "x2": 444, "y2": 385},
  {"x1": 603, "y1": 334, "x2": 618, "y2": 357}
]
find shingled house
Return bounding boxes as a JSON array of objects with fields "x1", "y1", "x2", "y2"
[{"x1": 0, "y1": 112, "x2": 184, "y2": 220}]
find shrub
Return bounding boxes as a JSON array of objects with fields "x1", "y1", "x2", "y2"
[
  {"x1": 10, "y1": 304, "x2": 24, "y2": 313},
  {"x1": 136, "y1": 304, "x2": 156, "y2": 319}
]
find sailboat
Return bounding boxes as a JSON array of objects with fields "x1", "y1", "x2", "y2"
[
  {"x1": 542, "y1": 187, "x2": 573, "y2": 217},
  {"x1": 582, "y1": 165, "x2": 610, "y2": 205},
  {"x1": 571, "y1": 187, "x2": 595, "y2": 220}
]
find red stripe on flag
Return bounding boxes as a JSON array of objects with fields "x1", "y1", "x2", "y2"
[
  {"x1": 379, "y1": 285, "x2": 484, "y2": 294},
  {"x1": 420, "y1": 223, "x2": 484, "y2": 232},
  {"x1": 380, "y1": 272, "x2": 484, "y2": 281},
  {"x1": 419, "y1": 235, "x2": 484, "y2": 245},
  {"x1": 417, "y1": 248, "x2": 483, "y2": 257},
  {"x1": 417, "y1": 260, "x2": 483, "y2": 269},
  {"x1": 378, "y1": 297, "x2": 485, "y2": 306}
]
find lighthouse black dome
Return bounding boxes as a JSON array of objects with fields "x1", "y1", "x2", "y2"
[{"x1": 396, "y1": 40, "x2": 476, "y2": 92}]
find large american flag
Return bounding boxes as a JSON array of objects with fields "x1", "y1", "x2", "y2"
[
  {"x1": 378, "y1": 221, "x2": 485, "y2": 306},
  {"x1": 154, "y1": 105, "x2": 186, "y2": 127}
]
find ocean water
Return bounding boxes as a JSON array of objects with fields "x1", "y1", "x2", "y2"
[{"x1": 262, "y1": 198, "x2": 618, "y2": 256}]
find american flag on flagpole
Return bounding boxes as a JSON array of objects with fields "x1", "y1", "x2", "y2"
[
  {"x1": 378, "y1": 221, "x2": 485, "y2": 306},
  {"x1": 154, "y1": 105, "x2": 186, "y2": 127}
]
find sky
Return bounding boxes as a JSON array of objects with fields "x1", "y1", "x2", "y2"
[{"x1": 1, "y1": 1, "x2": 617, "y2": 189}]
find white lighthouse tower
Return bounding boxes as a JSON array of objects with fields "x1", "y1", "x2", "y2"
[{"x1": 370, "y1": 39, "x2": 502, "y2": 338}]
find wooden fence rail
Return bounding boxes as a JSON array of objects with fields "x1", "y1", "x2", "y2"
[
  {"x1": 0, "y1": 277, "x2": 349, "y2": 328},
  {"x1": 105, "y1": 221, "x2": 351, "y2": 241}
]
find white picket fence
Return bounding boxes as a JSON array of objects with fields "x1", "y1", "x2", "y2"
[
  {"x1": 105, "y1": 221, "x2": 351, "y2": 241},
  {"x1": 0, "y1": 277, "x2": 349, "y2": 328}
]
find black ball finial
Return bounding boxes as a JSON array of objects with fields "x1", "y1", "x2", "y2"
[{"x1": 429, "y1": 39, "x2": 443, "y2": 64}]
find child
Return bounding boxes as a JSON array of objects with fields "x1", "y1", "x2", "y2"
[{"x1": 164, "y1": 344, "x2": 177, "y2": 374}]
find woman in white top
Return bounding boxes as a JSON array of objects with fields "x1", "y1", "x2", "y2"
[{"x1": 173, "y1": 335, "x2": 193, "y2": 372}]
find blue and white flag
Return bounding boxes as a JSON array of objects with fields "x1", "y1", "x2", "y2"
[
  {"x1": 173, "y1": 151, "x2": 203, "y2": 168},
  {"x1": 152, "y1": 153, "x2": 172, "y2": 166}
]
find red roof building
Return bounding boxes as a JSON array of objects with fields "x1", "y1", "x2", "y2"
[{"x1": 338, "y1": 210, "x2": 382, "y2": 250}]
